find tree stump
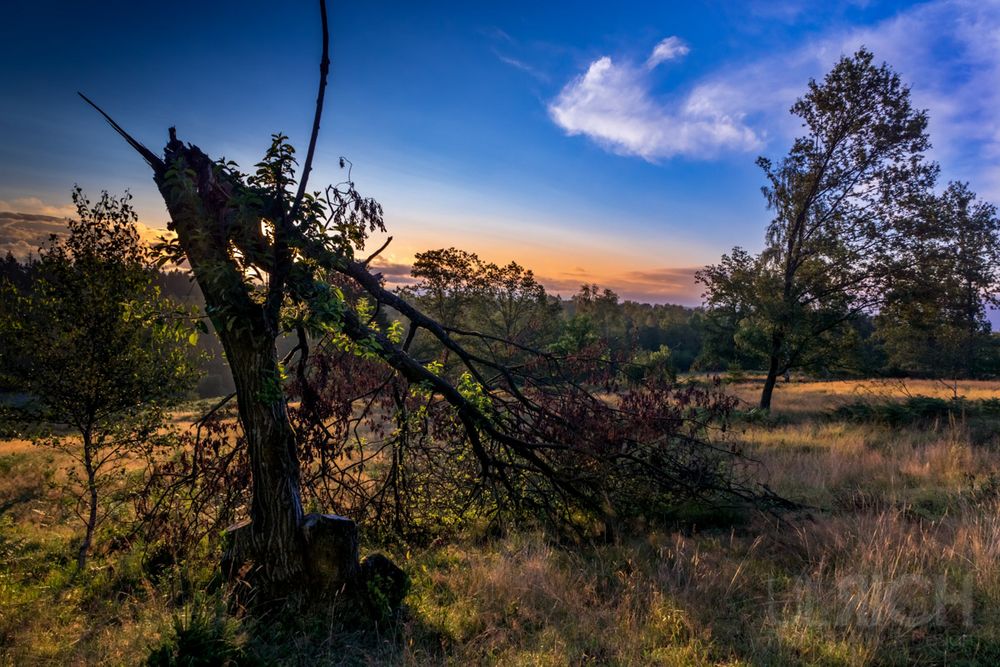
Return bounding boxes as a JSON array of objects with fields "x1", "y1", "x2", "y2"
[
  {"x1": 221, "y1": 514, "x2": 407, "y2": 616},
  {"x1": 222, "y1": 514, "x2": 361, "y2": 590},
  {"x1": 301, "y1": 513, "x2": 359, "y2": 590}
]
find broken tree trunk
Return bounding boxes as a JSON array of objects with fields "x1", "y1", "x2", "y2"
[{"x1": 152, "y1": 136, "x2": 311, "y2": 585}]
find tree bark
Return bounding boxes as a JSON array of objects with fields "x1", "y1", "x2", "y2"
[
  {"x1": 759, "y1": 332, "x2": 784, "y2": 411},
  {"x1": 219, "y1": 327, "x2": 306, "y2": 584},
  {"x1": 77, "y1": 429, "x2": 98, "y2": 570}
]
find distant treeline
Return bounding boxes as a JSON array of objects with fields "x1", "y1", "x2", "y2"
[
  {"x1": 3, "y1": 244, "x2": 997, "y2": 400},
  {"x1": 4, "y1": 245, "x2": 999, "y2": 400}
]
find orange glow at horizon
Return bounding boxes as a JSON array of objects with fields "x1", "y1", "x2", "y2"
[
  {"x1": 369, "y1": 231, "x2": 705, "y2": 306},
  {"x1": 0, "y1": 207, "x2": 707, "y2": 307}
]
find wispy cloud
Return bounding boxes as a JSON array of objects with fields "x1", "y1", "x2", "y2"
[
  {"x1": 689, "y1": 0, "x2": 1000, "y2": 198},
  {"x1": 535, "y1": 265, "x2": 703, "y2": 304},
  {"x1": 837, "y1": 0, "x2": 1000, "y2": 200},
  {"x1": 366, "y1": 253, "x2": 703, "y2": 305},
  {"x1": 369, "y1": 257, "x2": 416, "y2": 288},
  {"x1": 548, "y1": 41, "x2": 762, "y2": 161},
  {"x1": 646, "y1": 36, "x2": 689, "y2": 69},
  {"x1": 0, "y1": 196, "x2": 76, "y2": 218},
  {"x1": 546, "y1": 0, "x2": 1000, "y2": 199},
  {"x1": 494, "y1": 51, "x2": 549, "y2": 82}
]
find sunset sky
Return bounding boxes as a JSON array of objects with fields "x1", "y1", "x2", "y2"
[{"x1": 2, "y1": 0, "x2": 998, "y2": 304}]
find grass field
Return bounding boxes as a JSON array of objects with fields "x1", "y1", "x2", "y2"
[{"x1": 4, "y1": 379, "x2": 1000, "y2": 665}]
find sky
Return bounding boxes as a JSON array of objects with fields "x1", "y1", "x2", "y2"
[{"x1": 1, "y1": 0, "x2": 998, "y2": 305}]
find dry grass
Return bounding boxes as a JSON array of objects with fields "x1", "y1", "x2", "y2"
[
  {"x1": 726, "y1": 377, "x2": 1000, "y2": 417},
  {"x1": 4, "y1": 381, "x2": 1000, "y2": 664}
]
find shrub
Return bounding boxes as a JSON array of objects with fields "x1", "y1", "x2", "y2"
[
  {"x1": 146, "y1": 597, "x2": 249, "y2": 667},
  {"x1": 832, "y1": 396, "x2": 975, "y2": 426}
]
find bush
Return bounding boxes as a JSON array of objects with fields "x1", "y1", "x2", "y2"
[
  {"x1": 146, "y1": 598, "x2": 249, "y2": 667},
  {"x1": 832, "y1": 396, "x2": 972, "y2": 426}
]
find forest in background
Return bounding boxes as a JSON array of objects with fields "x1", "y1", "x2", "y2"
[{"x1": 6, "y1": 241, "x2": 998, "y2": 404}]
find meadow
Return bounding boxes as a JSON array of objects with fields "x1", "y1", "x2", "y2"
[{"x1": 3, "y1": 378, "x2": 1000, "y2": 665}]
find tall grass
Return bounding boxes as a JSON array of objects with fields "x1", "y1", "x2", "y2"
[{"x1": 3, "y1": 380, "x2": 1000, "y2": 664}]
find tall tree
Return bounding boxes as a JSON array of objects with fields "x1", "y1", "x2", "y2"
[
  {"x1": 877, "y1": 182, "x2": 1000, "y2": 383},
  {"x1": 404, "y1": 247, "x2": 483, "y2": 329},
  {"x1": 701, "y1": 48, "x2": 935, "y2": 409},
  {"x1": 0, "y1": 189, "x2": 198, "y2": 568},
  {"x1": 475, "y1": 260, "x2": 558, "y2": 350}
]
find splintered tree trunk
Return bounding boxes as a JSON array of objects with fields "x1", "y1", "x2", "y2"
[
  {"x1": 148, "y1": 136, "x2": 312, "y2": 586},
  {"x1": 220, "y1": 328, "x2": 306, "y2": 583},
  {"x1": 86, "y1": 104, "x2": 380, "y2": 599},
  {"x1": 150, "y1": 137, "x2": 365, "y2": 595}
]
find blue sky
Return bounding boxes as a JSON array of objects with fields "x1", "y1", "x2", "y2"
[{"x1": 1, "y1": 0, "x2": 998, "y2": 303}]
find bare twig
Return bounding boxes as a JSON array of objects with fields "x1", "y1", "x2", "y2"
[
  {"x1": 362, "y1": 236, "x2": 393, "y2": 267},
  {"x1": 289, "y1": 0, "x2": 331, "y2": 225}
]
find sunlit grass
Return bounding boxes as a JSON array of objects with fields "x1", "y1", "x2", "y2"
[
  {"x1": 726, "y1": 377, "x2": 1000, "y2": 417},
  {"x1": 4, "y1": 380, "x2": 1000, "y2": 663}
]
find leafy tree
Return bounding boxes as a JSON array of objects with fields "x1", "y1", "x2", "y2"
[
  {"x1": 404, "y1": 247, "x2": 483, "y2": 329},
  {"x1": 625, "y1": 302, "x2": 702, "y2": 372},
  {"x1": 695, "y1": 248, "x2": 769, "y2": 372},
  {"x1": 401, "y1": 248, "x2": 560, "y2": 366},
  {"x1": 572, "y1": 284, "x2": 626, "y2": 343},
  {"x1": 0, "y1": 188, "x2": 198, "y2": 568},
  {"x1": 877, "y1": 182, "x2": 1000, "y2": 385},
  {"x1": 700, "y1": 48, "x2": 935, "y2": 409},
  {"x1": 697, "y1": 247, "x2": 866, "y2": 378},
  {"x1": 550, "y1": 312, "x2": 598, "y2": 355},
  {"x1": 475, "y1": 260, "x2": 560, "y2": 350}
]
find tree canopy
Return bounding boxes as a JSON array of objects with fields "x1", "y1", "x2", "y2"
[
  {"x1": 699, "y1": 48, "x2": 936, "y2": 409},
  {"x1": 0, "y1": 188, "x2": 198, "y2": 567}
]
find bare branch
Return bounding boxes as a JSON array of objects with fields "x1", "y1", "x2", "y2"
[
  {"x1": 289, "y1": 0, "x2": 331, "y2": 224},
  {"x1": 78, "y1": 93, "x2": 164, "y2": 170},
  {"x1": 362, "y1": 236, "x2": 393, "y2": 267}
]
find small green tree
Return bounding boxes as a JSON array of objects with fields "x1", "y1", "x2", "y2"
[
  {"x1": 695, "y1": 247, "x2": 770, "y2": 372},
  {"x1": 0, "y1": 188, "x2": 199, "y2": 569}
]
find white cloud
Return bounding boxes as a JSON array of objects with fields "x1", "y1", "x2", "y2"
[
  {"x1": 688, "y1": 0, "x2": 1000, "y2": 198},
  {"x1": 548, "y1": 1, "x2": 1000, "y2": 199},
  {"x1": 646, "y1": 36, "x2": 690, "y2": 68},
  {"x1": 548, "y1": 48, "x2": 762, "y2": 161}
]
